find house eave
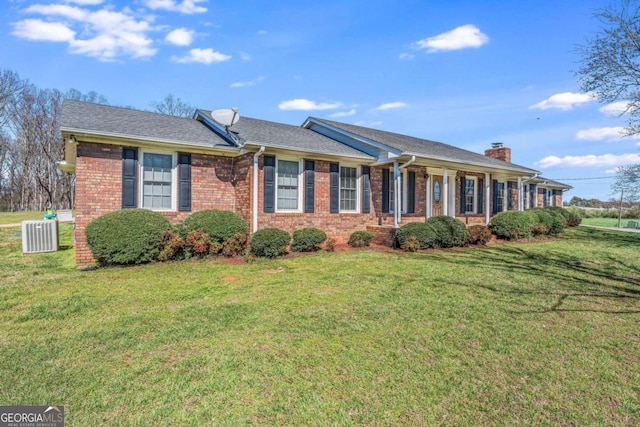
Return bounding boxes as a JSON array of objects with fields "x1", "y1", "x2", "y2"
[{"x1": 242, "y1": 141, "x2": 375, "y2": 162}]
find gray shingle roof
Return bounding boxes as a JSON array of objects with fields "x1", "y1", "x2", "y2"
[
  {"x1": 196, "y1": 110, "x2": 374, "y2": 159},
  {"x1": 533, "y1": 177, "x2": 573, "y2": 190},
  {"x1": 309, "y1": 117, "x2": 539, "y2": 174},
  {"x1": 61, "y1": 99, "x2": 234, "y2": 149}
]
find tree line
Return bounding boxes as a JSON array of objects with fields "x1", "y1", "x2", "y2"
[{"x1": 0, "y1": 68, "x2": 193, "y2": 212}]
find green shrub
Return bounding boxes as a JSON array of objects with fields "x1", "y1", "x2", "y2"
[
  {"x1": 565, "y1": 208, "x2": 582, "y2": 227},
  {"x1": 222, "y1": 233, "x2": 248, "y2": 257},
  {"x1": 348, "y1": 230, "x2": 374, "y2": 247},
  {"x1": 86, "y1": 209, "x2": 171, "y2": 265},
  {"x1": 396, "y1": 222, "x2": 437, "y2": 249},
  {"x1": 468, "y1": 224, "x2": 491, "y2": 245},
  {"x1": 185, "y1": 229, "x2": 212, "y2": 257},
  {"x1": 529, "y1": 209, "x2": 555, "y2": 235},
  {"x1": 158, "y1": 228, "x2": 185, "y2": 261},
  {"x1": 250, "y1": 228, "x2": 291, "y2": 258},
  {"x1": 425, "y1": 215, "x2": 469, "y2": 248},
  {"x1": 543, "y1": 208, "x2": 567, "y2": 235},
  {"x1": 291, "y1": 228, "x2": 327, "y2": 252},
  {"x1": 490, "y1": 211, "x2": 538, "y2": 240},
  {"x1": 182, "y1": 210, "x2": 248, "y2": 244}
]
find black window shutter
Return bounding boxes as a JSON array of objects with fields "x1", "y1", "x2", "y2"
[
  {"x1": 263, "y1": 155, "x2": 275, "y2": 213},
  {"x1": 178, "y1": 153, "x2": 191, "y2": 211},
  {"x1": 492, "y1": 180, "x2": 499, "y2": 214},
  {"x1": 362, "y1": 166, "x2": 371, "y2": 214},
  {"x1": 382, "y1": 168, "x2": 390, "y2": 213},
  {"x1": 478, "y1": 178, "x2": 484, "y2": 214},
  {"x1": 507, "y1": 181, "x2": 515, "y2": 210},
  {"x1": 330, "y1": 162, "x2": 339, "y2": 214},
  {"x1": 304, "y1": 160, "x2": 315, "y2": 213},
  {"x1": 460, "y1": 177, "x2": 465, "y2": 214},
  {"x1": 122, "y1": 147, "x2": 138, "y2": 208},
  {"x1": 407, "y1": 171, "x2": 416, "y2": 214}
]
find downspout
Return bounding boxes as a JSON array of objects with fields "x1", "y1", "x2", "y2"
[
  {"x1": 252, "y1": 146, "x2": 265, "y2": 233},
  {"x1": 397, "y1": 156, "x2": 416, "y2": 226}
]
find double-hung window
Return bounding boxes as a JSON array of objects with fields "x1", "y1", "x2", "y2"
[
  {"x1": 276, "y1": 159, "x2": 301, "y2": 211},
  {"x1": 495, "y1": 181, "x2": 505, "y2": 213},
  {"x1": 464, "y1": 177, "x2": 477, "y2": 214},
  {"x1": 142, "y1": 152, "x2": 174, "y2": 210},
  {"x1": 340, "y1": 166, "x2": 358, "y2": 212}
]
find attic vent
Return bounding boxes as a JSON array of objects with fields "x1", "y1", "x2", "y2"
[{"x1": 491, "y1": 142, "x2": 503, "y2": 148}]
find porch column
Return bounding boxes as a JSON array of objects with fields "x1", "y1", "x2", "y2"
[
  {"x1": 442, "y1": 169, "x2": 449, "y2": 217},
  {"x1": 517, "y1": 177, "x2": 523, "y2": 211},
  {"x1": 393, "y1": 161, "x2": 400, "y2": 228},
  {"x1": 485, "y1": 172, "x2": 491, "y2": 225},
  {"x1": 425, "y1": 169, "x2": 432, "y2": 220}
]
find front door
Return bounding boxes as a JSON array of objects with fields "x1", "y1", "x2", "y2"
[{"x1": 432, "y1": 176, "x2": 443, "y2": 216}]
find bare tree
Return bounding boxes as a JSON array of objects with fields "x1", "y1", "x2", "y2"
[
  {"x1": 150, "y1": 93, "x2": 195, "y2": 117},
  {"x1": 612, "y1": 163, "x2": 640, "y2": 205},
  {"x1": 576, "y1": 0, "x2": 640, "y2": 136}
]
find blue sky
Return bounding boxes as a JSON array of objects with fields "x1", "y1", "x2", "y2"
[{"x1": 2, "y1": 0, "x2": 638, "y2": 201}]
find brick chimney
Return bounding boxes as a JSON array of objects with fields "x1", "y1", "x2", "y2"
[{"x1": 484, "y1": 142, "x2": 511, "y2": 163}]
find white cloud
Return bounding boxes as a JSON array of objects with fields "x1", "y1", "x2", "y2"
[
  {"x1": 398, "y1": 53, "x2": 414, "y2": 60},
  {"x1": 599, "y1": 101, "x2": 633, "y2": 116},
  {"x1": 278, "y1": 99, "x2": 342, "y2": 111},
  {"x1": 14, "y1": 4, "x2": 157, "y2": 60},
  {"x1": 415, "y1": 24, "x2": 489, "y2": 53},
  {"x1": 65, "y1": 0, "x2": 104, "y2": 4},
  {"x1": 230, "y1": 76, "x2": 264, "y2": 88},
  {"x1": 374, "y1": 102, "x2": 407, "y2": 111},
  {"x1": 165, "y1": 28, "x2": 194, "y2": 46},
  {"x1": 576, "y1": 126, "x2": 640, "y2": 141},
  {"x1": 535, "y1": 153, "x2": 640, "y2": 168},
  {"x1": 145, "y1": 0, "x2": 207, "y2": 14},
  {"x1": 530, "y1": 92, "x2": 595, "y2": 111},
  {"x1": 329, "y1": 109, "x2": 356, "y2": 118},
  {"x1": 12, "y1": 19, "x2": 76, "y2": 42},
  {"x1": 172, "y1": 48, "x2": 231, "y2": 64},
  {"x1": 355, "y1": 120, "x2": 383, "y2": 127}
]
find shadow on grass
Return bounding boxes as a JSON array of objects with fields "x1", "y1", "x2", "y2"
[{"x1": 427, "y1": 228, "x2": 640, "y2": 315}]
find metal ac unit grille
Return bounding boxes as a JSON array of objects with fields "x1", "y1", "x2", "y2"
[{"x1": 22, "y1": 220, "x2": 59, "y2": 254}]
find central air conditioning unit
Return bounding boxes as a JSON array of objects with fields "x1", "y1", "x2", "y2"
[{"x1": 22, "y1": 220, "x2": 59, "y2": 254}]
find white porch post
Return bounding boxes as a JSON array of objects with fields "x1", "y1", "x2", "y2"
[
  {"x1": 485, "y1": 173, "x2": 491, "y2": 224},
  {"x1": 442, "y1": 169, "x2": 449, "y2": 217},
  {"x1": 393, "y1": 161, "x2": 400, "y2": 228},
  {"x1": 425, "y1": 169, "x2": 432, "y2": 220},
  {"x1": 517, "y1": 177, "x2": 523, "y2": 211}
]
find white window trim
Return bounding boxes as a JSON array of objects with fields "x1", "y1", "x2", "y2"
[
  {"x1": 275, "y1": 157, "x2": 304, "y2": 213},
  {"x1": 464, "y1": 176, "x2": 478, "y2": 215},
  {"x1": 139, "y1": 149, "x2": 177, "y2": 212},
  {"x1": 339, "y1": 164, "x2": 361, "y2": 213},
  {"x1": 388, "y1": 168, "x2": 407, "y2": 214}
]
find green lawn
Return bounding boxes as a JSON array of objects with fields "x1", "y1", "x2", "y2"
[
  {"x1": 0, "y1": 210, "x2": 44, "y2": 225},
  {"x1": 0, "y1": 224, "x2": 639, "y2": 425},
  {"x1": 580, "y1": 217, "x2": 640, "y2": 228}
]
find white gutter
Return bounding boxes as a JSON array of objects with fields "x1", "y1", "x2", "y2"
[
  {"x1": 395, "y1": 155, "x2": 416, "y2": 227},
  {"x1": 252, "y1": 146, "x2": 265, "y2": 233}
]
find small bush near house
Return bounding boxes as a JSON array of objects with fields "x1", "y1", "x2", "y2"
[
  {"x1": 467, "y1": 225, "x2": 492, "y2": 245},
  {"x1": 401, "y1": 235, "x2": 421, "y2": 252},
  {"x1": 543, "y1": 208, "x2": 567, "y2": 235},
  {"x1": 158, "y1": 228, "x2": 185, "y2": 261},
  {"x1": 86, "y1": 209, "x2": 171, "y2": 265},
  {"x1": 529, "y1": 209, "x2": 555, "y2": 235},
  {"x1": 222, "y1": 233, "x2": 248, "y2": 257},
  {"x1": 250, "y1": 228, "x2": 291, "y2": 258},
  {"x1": 324, "y1": 238, "x2": 336, "y2": 252},
  {"x1": 396, "y1": 222, "x2": 437, "y2": 250},
  {"x1": 291, "y1": 228, "x2": 327, "y2": 252},
  {"x1": 182, "y1": 210, "x2": 248, "y2": 244},
  {"x1": 185, "y1": 229, "x2": 212, "y2": 257},
  {"x1": 565, "y1": 209, "x2": 582, "y2": 227},
  {"x1": 490, "y1": 210, "x2": 538, "y2": 240},
  {"x1": 348, "y1": 231, "x2": 374, "y2": 248},
  {"x1": 425, "y1": 216, "x2": 469, "y2": 248}
]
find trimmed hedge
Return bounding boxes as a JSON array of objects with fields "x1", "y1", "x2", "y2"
[
  {"x1": 543, "y1": 208, "x2": 567, "y2": 235},
  {"x1": 291, "y1": 228, "x2": 327, "y2": 252},
  {"x1": 250, "y1": 228, "x2": 291, "y2": 258},
  {"x1": 396, "y1": 222, "x2": 437, "y2": 250},
  {"x1": 348, "y1": 231, "x2": 374, "y2": 247},
  {"x1": 86, "y1": 209, "x2": 171, "y2": 265},
  {"x1": 490, "y1": 210, "x2": 538, "y2": 240},
  {"x1": 182, "y1": 210, "x2": 248, "y2": 244},
  {"x1": 468, "y1": 224, "x2": 492, "y2": 245},
  {"x1": 425, "y1": 215, "x2": 469, "y2": 248},
  {"x1": 529, "y1": 209, "x2": 555, "y2": 234}
]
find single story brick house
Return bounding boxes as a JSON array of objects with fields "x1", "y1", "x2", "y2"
[{"x1": 59, "y1": 100, "x2": 571, "y2": 265}]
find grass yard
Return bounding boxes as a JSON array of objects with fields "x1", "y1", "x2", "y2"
[
  {"x1": 0, "y1": 210, "x2": 44, "y2": 225},
  {"x1": 0, "y1": 222, "x2": 639, "y2": 425},
  {"x1": 580, "y1": 217, "x2": 640, "y2": 228}
]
